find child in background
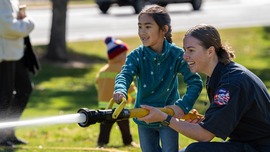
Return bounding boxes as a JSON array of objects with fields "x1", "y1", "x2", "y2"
[
  {"x1": 113, "y1": 5, "x2": 203, "y2": 152},
  {"x1": 95, "y1": 36, "x2": 138, "y2": 148}
]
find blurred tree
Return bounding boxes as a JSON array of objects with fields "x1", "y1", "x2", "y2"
[{"x1": 46, "y1": 0, "x2": 69, "y2": 61}]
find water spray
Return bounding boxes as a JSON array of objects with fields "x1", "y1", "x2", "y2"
[{"x1": 0, "y1": 113, "x2": 86, "y2": 129}]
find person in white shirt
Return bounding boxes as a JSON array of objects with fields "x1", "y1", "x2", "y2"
[{"x1": 0, "y1": 0, "x2": 35, "y2": 147}]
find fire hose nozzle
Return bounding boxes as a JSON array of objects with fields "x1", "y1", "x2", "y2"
[
  {"x1": 77, "y1": 106, "x2": 204, "y2": 128},
  {"x1": 77, "y1": 108, "x2": 131, "y2": 128},
  {"x1": 77, "y1": 108, "x2": 97, "y2": 127}
]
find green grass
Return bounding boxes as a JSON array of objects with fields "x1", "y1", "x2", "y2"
[{"x1": 2, "y1": 26, "x2": 269, "y2": 151}]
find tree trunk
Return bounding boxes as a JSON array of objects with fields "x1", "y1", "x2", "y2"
[{"x1": 46, "y1": 0, "x2": 69, "y2": 62}]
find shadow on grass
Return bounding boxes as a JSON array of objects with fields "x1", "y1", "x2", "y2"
[
  {"x1": 33, "y1": 45, "x2": 106, "y2": 83},
  {"x1": 263, "y1": 26, "x2": 270, "y2": 40},
  {"x1": 34, "y1": 45, "x2": 107, "y2": 65},
  {"x1": 28, "y1": 85, "x2": 98, "y2": 111},
  {"x1": 249, "y1": 68, "x2": 270, "y2": 88},
  {"x1": 29, "y1": 46, "x2": 107, "y2": 112},
  {"x1": 0, "y1": 148, "x2": 15, "y2": 152}
]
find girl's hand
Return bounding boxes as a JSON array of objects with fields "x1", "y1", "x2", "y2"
[
  {"x1": 165, "y1": 105, "x2": 185, "y2": 119},
  {"x1": 138, "y1": 105, "x2": 167, "y2": 123},
  {"x1": 113, "y1": 92, "x2": 125, "y2": 104}
]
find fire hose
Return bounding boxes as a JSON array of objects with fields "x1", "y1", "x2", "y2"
[{"x1": 77, "y1": 98, "x2": 204, "y2": 127}]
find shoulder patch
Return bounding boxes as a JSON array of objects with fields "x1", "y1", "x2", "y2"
[{"x1": 214, "y1": 88, "x2": 230, "y2": 105}]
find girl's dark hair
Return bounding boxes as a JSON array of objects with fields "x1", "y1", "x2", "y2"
[
  {"x1": 185, "y1": 24, "x2": 235, "y2": 65},
  {"x1": 138, "y1": 5, "x2": 172, "y2": 43}
]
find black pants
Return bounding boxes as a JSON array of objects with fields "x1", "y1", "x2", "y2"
[
  {"x1": 0, "y1": 58, "x2": 32, "y2": 139},
  {"x1": 184, "y1": 141, "x2": 270, "y2": 152},
  {"x1": 9, "y1": 58, "x2": 33, "y2": 121},
  {"x1": 0, "y1": 61, "x2": 15, "y2": 122},
  {"x1": 97, "y1": 119, "x2": 133, "y2": 145}
]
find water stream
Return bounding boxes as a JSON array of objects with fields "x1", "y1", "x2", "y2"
[{"x1": 0, "y1": 113, "x2": 86, "y2": 129}]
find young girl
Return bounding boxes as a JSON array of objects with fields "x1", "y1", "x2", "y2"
[{"x1": 113, "y1": 5, "x2": 203, "y2": 152}]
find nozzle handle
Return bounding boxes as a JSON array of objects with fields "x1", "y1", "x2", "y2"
[{"x1": 106, "y1": 98, "x2": 127, "y2": 119}]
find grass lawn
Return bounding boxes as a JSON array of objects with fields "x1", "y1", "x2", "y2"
[{"x1": 1, "y1": 26, "x2": 269, "y2": 152}]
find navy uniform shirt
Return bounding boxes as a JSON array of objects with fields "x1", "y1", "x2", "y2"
[{"x1": 200, "y1": 62, "x2": 270, "y2": 147}]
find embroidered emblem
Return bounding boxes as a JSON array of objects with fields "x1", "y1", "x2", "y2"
[{"x1": 214, "y1": 88, "x2": 230, "y2": 105}]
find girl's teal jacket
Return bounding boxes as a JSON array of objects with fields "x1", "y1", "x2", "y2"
[{"x1": 114, "y1": 40, "x2": 203, "y2": 128}]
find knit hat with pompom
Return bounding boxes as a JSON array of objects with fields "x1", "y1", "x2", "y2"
[{"x1": 104, "y1": 36, "x2": 128, "y2": 60}]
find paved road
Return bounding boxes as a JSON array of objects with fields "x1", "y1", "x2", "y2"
[{"x1": 28, "y1": 0, "x2": 270, "y2": 45}]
